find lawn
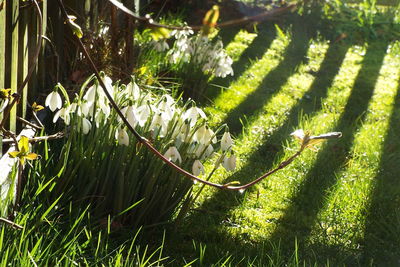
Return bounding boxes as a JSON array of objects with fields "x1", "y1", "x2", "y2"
[{"x1": 164, "y1": 14, "x2": 400, "y2": 266}]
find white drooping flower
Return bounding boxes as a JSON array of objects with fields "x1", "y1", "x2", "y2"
[
  {"x1": 183, "y1": 106, "x2": 207, "y2": 126},
  {"x1": 45, "y1": 91, "x2": 62, "y2": 111},
  {"x1": 157, "y1": 98, "x2": 175, "y2": 121},
  {"x1": 153, "y1": 40, "x2": 169, "y2": 52},
  {"x1": 150, "y1": 113, "x2": 168, "y2": 137},
  {"x1": 53, "y1": 105, "x2": 71, "y2": 125},
  {"x1": 126, "y1": 81, "x2": 141, "y2": 100},
  {"x1": 83, "y1": 84, "x2": 97, "y2": 103},
  {"x1": 221, "y1": 131, "x2": 233, "y2": 151},
  {"x1": 222, "y1": 154, "x2": 236, "y2": 171},
  {"x1": 194, "y1": 125, "x2": 217, "y2": 145},
  {"x1": 121, "y1": 106, "x2": 138, "y2": 128},
  {"x1": 215, "y1": 54, "x2": 234, "y2": 78},
  {"x1": 203, "y1": 144, "x2": 214, "y2": 159},
  {"x1": 192, "y1": 160, "x2": 205, "y2": 176},
  {"x1": 80, "y1": 101, "x2": 91, "y2": 117},
  {"x1": 103, "y1": 76, "x2": 114, "y2": 97},
  {"x1": 81, "y1": 117, "x2": 91, "y2": 135},
  {"x1": 164, "y1": 146, "x2": 182, "y2": 164},
  {"x1": 136, "y1": 104, "x2": 151, "y2": 127},
  {"x1": 115, "y1": 127, "x2": 129, "y2": 146}
]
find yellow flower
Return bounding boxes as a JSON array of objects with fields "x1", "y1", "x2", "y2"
[
  {"x1": 32, "y1": 102, "x2": 44, "y2": 112},
  {"x1": 8, "y1": 136, "x2": 38, "y2": 165}
]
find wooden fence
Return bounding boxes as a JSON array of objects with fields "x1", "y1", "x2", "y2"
[{"x1": 0, "y1": 0, "x2": 47, "y2": 156}]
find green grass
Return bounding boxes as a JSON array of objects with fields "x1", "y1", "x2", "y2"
[
  {"x1": 2, "y1": 7, "x2": 400, "y2": 266},
  {"x1": 164, "y1": 16, "x2": 400, "y2": 265}
]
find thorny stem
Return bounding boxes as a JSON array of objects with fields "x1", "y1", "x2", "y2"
[
  {"x1": 57, "y1": 0, "x2": 309, "y2": 191},
  {"x1": 108, "y1": 0, "x2": 297, "y2": 31}
]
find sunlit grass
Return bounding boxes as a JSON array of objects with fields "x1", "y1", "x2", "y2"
[{"x1": 172, "y1": 26, "x2": 400, "y2": 264}]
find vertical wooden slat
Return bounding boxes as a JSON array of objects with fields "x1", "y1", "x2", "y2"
[
  {"x1": 37, "y1": 0, "x2": 47, "y2": 97},
  {"x1": 18, "y1": 6, "x2": 29, "y2": 120},
  {"x1": 0, "y1": 0, "x2": 6, "y2": 156},
  {"x1": 9, "y1": 0, "x2": 19, "y2": 133},
  {"x1": 28, "y1": 0, "x2": 38, "y2": 101}
]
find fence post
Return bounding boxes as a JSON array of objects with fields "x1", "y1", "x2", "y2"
[{"x1": 0, "y1": 1, "x2": 5, "y2": 156}]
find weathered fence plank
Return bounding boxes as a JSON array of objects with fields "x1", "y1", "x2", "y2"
[
  {"x1": 9, "y1": 0, "x2": 19, "y2": 133},
  {"x1": 0, "y1": 0, "x2": 6, "y2": 156}
]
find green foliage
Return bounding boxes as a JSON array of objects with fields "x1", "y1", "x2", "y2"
[
  {"x1": 0, "y1": 169, "x2": 166, "y2": 266},
  {"x1": 39, "y1": 74, "x2": 236, "y2": 228},
  {"x1": 317, "y1": 0, "x2": 400, "y2": 41}
]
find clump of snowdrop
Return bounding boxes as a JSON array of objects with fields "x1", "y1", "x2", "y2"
[
  {"x1": 44, "y1": 74, "x2": 237, "y2": 226},
  {"x1": 151, "y1": 25, "x2": 233, "y2": 99},
  {"x1": 166, "y1": 27, "x2": 233, "y2": 78}
]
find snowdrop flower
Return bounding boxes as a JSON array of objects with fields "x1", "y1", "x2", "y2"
[
  {"x1": 98, "y1": 98, "x2": 111, "y2": 117},
  {"x1": 153, "y1": 40, "x2": 169, "y2": 52},
  {"x1": 53, "y1": 105, "x2": 71, "y2": 125},
  {"x1": 121, "y1": 106, "x2": 138, "y2": 128},
  {"x1": 103, "y1": 76, "x2": 114, "y2": 97},
  {"x1": 215, "y1": 54, "x2": 233, "y2": 78},
  {"x1": 126, "y1": 81, "x2": 141, "y2": 100},
  {"x1": 158, "y1": 98, "x2": 175, "y2": 120},
  {"x1": 171, "y1": 27, "x2": 194, "y2": 39},
  {"x1": 221, "y1": 131, "x2": 233, "y2": 151},
  {"x1": 183, "y1": 106, "x2": 207, "y2": 126},
  {"x1": 81, "y1": 117, "x2": 91, "y2": 134},
  {"x1": 222, "y1": 154, "x2": 236, "y2": 171},
  {"x1": 194, "y1": 144, "x2": 206, "y2": 158},
  {"x1": 150, "y1": 113, "x2": 168, "y2": 137},
  {"x1": 45, "y1": 91, "x2": 62, "y2": 111},
  {"x1": 164, "y1": 146, "x2": 182, "y2": 164},
  {"x1": 194, "y1": 125, "x2": 217, "y2": 145},
  {"x1": 115, "y1": 127, "x2": 129, "y2": 146},
  {"x1": 136, "y1": 104, "x2": 152, "y2": 127},
  {"x1": 204, "y1": 144, "x2": 214, "y2": 159},
  {"x1": 175, "y1": 120, "x2": 191, "y2": 143},
  {"x1": 83, "y1": 84, "x2": 97, "y2": 103},
  {"x1": 80, "y1": 101, "x2": 91, "y2": 117},
  {"x1": 192, "y1": 160, "x2": 205, "y2": 176}
]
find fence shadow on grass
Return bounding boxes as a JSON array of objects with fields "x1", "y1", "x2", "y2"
[
  {"x1": 265, "y1": 41, "x2": 389, "y2": 258},
  {"x1": 177, "y1": 41, "x2": 390, "y2": 264},
  {"x1": 222, "y1": 22, "x2": 312, "y2": 134},
  {"x1": 181, "y1": 37, "x2": 349, "y2": 231},
  {"x1": 362, "y1": 79, "x2": 400, "y2": 265},
  {"x1": 205, "y1": 22, "x2": 277, "y2": 102}
]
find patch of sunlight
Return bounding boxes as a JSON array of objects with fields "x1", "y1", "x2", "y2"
[
  {"x1": 224, "y1": 30, "x2": 257, "y2": 62},
  {"x1": 309, "y1": 50, "x2": 400, "y2": 250},
  {"x1": 206, "y1": 36, "x2": 289, "y2": 124},
  {"x1": 225, "y1": 46, "x2": 364, "y2": 241}
]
